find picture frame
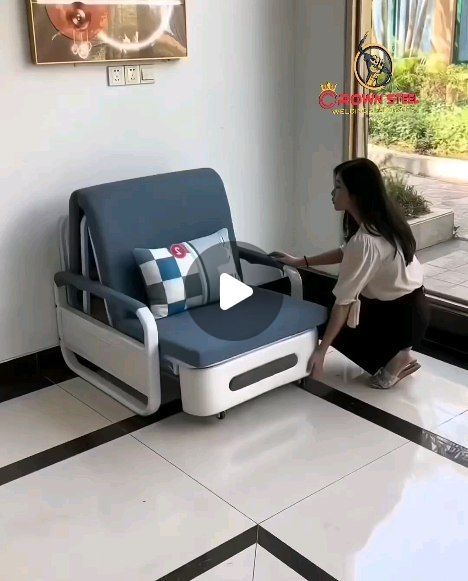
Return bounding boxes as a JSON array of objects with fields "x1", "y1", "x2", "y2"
[{"x1": 26, "y1": 1, "x2": 188, "y2": 65}]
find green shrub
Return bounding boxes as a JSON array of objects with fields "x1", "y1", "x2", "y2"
[
  {"x1": 369, "y1": 103, "x2": 468, "y2": 158},
  {"x1": 369, "y1": 103, "x2": 434, "y2": 153},
  {"x1": 429, "y1": 106, "x2": 468, "y2": 156},
  {"x1": 386, "y1": 57, "x2": 425, "y2": 94},
  {"x1": 386, "y1": 58, "x2": 468, "y2": 104},
  {"x1": 445, "y1": 65, "x2": 468, "y2": 98},
  {"x1": 368, "y1": 58, "x2": 467, "y2": 157},
  {"x1": 382, "y1": 169, "x2": 430, "y2": 219}
]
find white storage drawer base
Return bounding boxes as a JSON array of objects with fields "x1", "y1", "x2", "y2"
[{"x1": 179, "y1": 330, "x2": 317, "y2": 416}]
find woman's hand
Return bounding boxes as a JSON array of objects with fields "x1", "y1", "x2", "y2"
[
  {"x1": 307, "y1": 345, "x2": 327, "y2": 380},
  {"x1": 270, "y1": 251, "x2": 301, "y2": 267}
]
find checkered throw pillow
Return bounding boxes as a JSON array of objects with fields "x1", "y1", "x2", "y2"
[{"x1": 134, "y1": 228, "x2": 240, "y2": 319}]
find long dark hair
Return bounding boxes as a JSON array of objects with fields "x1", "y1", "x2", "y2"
[{"x1": 334, "y1": 158, "x2": 416, "y2": 265}]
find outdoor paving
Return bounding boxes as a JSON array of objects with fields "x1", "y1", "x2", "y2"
[
  {"x1": 403, "y1": 173, "x2": 468, "y2": 301},
  {"x1": 406, "y1": 173, "x2": 468, "y2": 239},
  {"x1": 417, "y1": 239, "x2": 468, "y2": 303}
]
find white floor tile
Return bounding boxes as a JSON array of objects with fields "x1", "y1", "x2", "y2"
[
  {"x1": 254, "y1": 546, "x2": 305, "y2": 580},
  {"x1": 322, "y1": 350, "x2": 467, "y2": 429},
  {"x1": 421, "y1": 264, "x2": 445, "y2": 278},
  {"x1": 432, "y1": 270, "x2": 468, "y2": 284},
  {"x1": 447, "y1": 285, "x2": 468, "y2": 301},
  {"x1": 414, "y1": 352, "x2": 468, "y2": 389},
  {"x1": 134, "y1": 386, "x2": 406, "y2": 522},
  {"x1": 59, "y1": 377, "x2": 135, "y2": 423},
  {"x1": 263, "y1": 443, "x2": 468, "y2": 581},
  {"x1": 434, "y1": 412, "x2": 468, "y2": 448},
  {"x1": 197, "y1": 545, "x2": 256, "y2": 580},
  {"x1": 422, "y1": 277, "x2": 456, "y2": 293},
  {"x1": 0, "y1": 385, "x2": 110, "y2": 467},
  {"x1": 454, "y1": 264, "x2": 468, "y2": 276},
  {"x1": 428, "y1": 251, "x2": 468, "y2": 269},
  {"x1": 0, "y1": 436, "x2": 253, "y2": 581}
]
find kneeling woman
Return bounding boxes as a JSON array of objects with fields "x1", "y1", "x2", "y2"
[{"x1": 277, "y1": 158, "x2": 430, "y2": 389}]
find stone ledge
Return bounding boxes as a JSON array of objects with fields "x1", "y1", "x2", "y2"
[
  {"x1": 408, "y1": 208, "x2": 455, "y2": 251},
  {"x1": 369, "y1": 143, "x2": 468, "y2": 184}
]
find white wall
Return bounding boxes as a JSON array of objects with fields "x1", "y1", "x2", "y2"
[
  {"x1": 0, "y1": 1, "x2": 348, "y2": 362},
  {"x1": 292, "y1": 0, "x2": 347, "y2": 256},
  {"x1": 0, "y1": 0, "x2": 297, "y2": 362}
]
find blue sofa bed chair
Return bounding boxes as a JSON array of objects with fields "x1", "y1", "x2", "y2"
[{"x1": 54, "y1": 169, "x2": 327, "y2": 417}]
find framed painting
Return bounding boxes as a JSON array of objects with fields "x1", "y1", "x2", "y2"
[{"x1": 26, "y1": 1, "x2": 188, "y2": 65}]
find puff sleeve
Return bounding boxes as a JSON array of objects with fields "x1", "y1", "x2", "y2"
[{"x1": 332, "y1": 232, "x2": 382, "y2": 328}]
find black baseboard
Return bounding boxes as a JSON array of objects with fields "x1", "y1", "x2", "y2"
[
  {"x1": 0, "y1": 344, "x2": 182, "y2": 408},
  {"x1": 0, "y1": 347, "x2": 67, "y2": 403}
]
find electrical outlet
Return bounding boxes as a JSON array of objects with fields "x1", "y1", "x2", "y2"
[
  {"x1": 108, "y1": 66, "x2": 125, "y2": 86},
  {"x1": 125, "y1": 65, "x2": 141, "y2": 85}
]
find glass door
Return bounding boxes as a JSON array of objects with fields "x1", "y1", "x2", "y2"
[{"x1": 351, "y1": 0, "x2": 468, "y2": 307}]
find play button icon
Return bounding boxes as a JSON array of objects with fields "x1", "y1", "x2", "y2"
[
  {"x1": 219, "y1": 273, "x2": 253, "y2": 310},
  {"x1": 186, "y1": 240, "x2": 285, "y2": 342}
]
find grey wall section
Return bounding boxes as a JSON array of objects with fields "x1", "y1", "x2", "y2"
[
  {"x1": 293, "y1": 0, "x2": 347, "y2": 257},
  {"x1": 0, "y1": 0, "x2": 347, "y2": 363}
]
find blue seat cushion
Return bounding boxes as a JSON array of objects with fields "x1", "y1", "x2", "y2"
[{"x1": 115, "y1": 288, "x2": 328, "y2": 368}]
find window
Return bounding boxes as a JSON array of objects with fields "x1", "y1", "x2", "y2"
[
  {"x1": 348, "y1": 0, "x2": 468, "y2": 308},
  {"x1": 454, "y1": 0, "x2": 468, "y2": 63}
]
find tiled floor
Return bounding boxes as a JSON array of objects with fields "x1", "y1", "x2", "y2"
[
  {"x1": 0, "y1": 384, "x2": 110, "y2": 467},
  {"x1": 321, "y1": 350, "x2": 467, "y2": 430},
  {"x1": 263, "y1": 443, "x2": 467, "y2": 581},
  {"x1": 253, "y1": 546, "x2": 306, "y2": 580},
  {"x1": 197, "y1": 546, "x2": 256, "y2": 580},
  {"x1": 0, "y1": 437, "x2": 254, "y2": 580},
  {"x1": 435, "y1": 412, "x2": 468, "y2": 448},
  {"x1": 0, "y1": 349, "x2": 466, "y2": 580},
  {"x1": 134, "y1": 388, "x2": 406, "y2": 523}
]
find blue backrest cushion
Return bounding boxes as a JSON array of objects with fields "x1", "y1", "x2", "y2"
[{"x1": 70, "y1": 168, "x2": 240, "y2": 321}]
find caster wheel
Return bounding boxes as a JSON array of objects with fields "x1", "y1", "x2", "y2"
[
  {"x1": 217, "y1": 411, "x2": 226, "y2": 420},
  {"x1": 295, "y1": 378, "x2": 306, "y2": 387}
]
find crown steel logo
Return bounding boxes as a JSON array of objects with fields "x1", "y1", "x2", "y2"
[{"x1": 319, "y1": 33, "x2": 420, "y2": 114}]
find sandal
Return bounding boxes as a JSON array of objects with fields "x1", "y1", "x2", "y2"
[{"x1": 369, "y1": 360, "x2": 420, "y2": 389}]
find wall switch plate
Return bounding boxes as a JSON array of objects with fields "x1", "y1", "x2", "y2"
[
  {"x1": 140, "y1": 65, "x2": 155, "y2": 84},
  {"x1": 125, "y1": 65, "x2": 141, "y2": 85}
]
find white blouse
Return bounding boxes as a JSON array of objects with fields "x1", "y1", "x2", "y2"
[{"x1": 333, "y1": 226, "x2": 424, "y2": 328}]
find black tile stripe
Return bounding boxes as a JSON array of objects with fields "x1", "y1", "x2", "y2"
[
  {"x1": 153, "y1": 524, "x2": 337, "y2": 581},
  {"x1": 302, "y1": 379, "x2": 468, "y2": 469},
  {"x1": 0, "y1": 399, "x2": 182, "y2": 487},
  {"x1": 156, "y1": 526, "x2": 258, "y2": 581},
  {"x1": 258, "y1": 527, "x2": 337, "y2": 581},
  {"x1": 0, "y1": 352, "x2": 52, "y2": 404},
  {"x1": 38, "y1": 346, "x2": 77, "y2": 383},
  {"x1": 0, "y1": 375, "x2": 53, "y2": 404},
  {"x1": 0, "y1": 346, "x2": 75, "y2": 404}
]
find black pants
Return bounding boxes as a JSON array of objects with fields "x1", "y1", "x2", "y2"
[{"x1": 329, "y1": 287, "x2": 430, "y2": 375}]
